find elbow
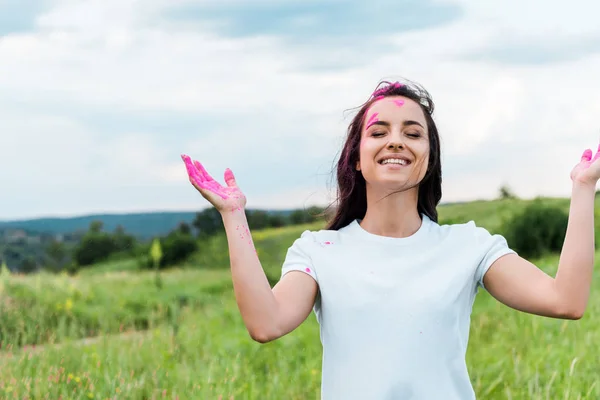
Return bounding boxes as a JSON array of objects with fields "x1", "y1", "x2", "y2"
[
  {"x1": 564, "y1": 308, "x2": 585, "y2": 320},
  {"x1": 556, "y1": 303, "x2": 586, "y2": 320},
  {"x1": 248, "y1": 327, "x2": 281, "y2": 344}
]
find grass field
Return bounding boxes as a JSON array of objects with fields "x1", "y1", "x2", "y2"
[{"x1": 1, "y1": 198, "x2": 600, "y2": 399}]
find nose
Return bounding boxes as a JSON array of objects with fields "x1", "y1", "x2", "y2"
[{"x1": 387, "y1": 134, "x2": 404, "y2": 150}]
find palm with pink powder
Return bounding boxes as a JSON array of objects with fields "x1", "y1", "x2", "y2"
[{"x1": 181, "y1": 154, "x2": 246, "y2": 214}]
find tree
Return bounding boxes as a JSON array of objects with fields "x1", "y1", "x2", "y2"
[
  {"x1": 246, "y1": 210, "x2": 270, "y2": 230},
  {"x1": 45, "y1": 240, "x2": 68, "y2": 271},
  {"x1": 157, "y1": 231, "x2": 198, "y2": 268},
  {"x1": 192, "y1": 208, "x2": 224, "y2": 238},
  {"x1": 19, "y1": 257, "x2": 38, "y2": 274},
  {"x1": 1, "y1": 260, "x2": 10, "y2": 276},
  {"x1": 112, "y1": 225, "x2": 136, "y2": 253},
  {"x1": 178, "y1": 222, "x2": 192, "y2": 235},
  {"x1": 268, "y1": 214, "x2": 287, "y2": 228},
  {"x1": 499, "y1": 184, "x2": 517, "y2": 200},
  {"x1": 73, "y1": 233, "x2": 116, "y2": 266},
  {"x1": 150, "y1": 238, "x2": 164, "y2": 289},
  {"x1": 89, "y1": 220, "x2": 104, "y2": 233}
]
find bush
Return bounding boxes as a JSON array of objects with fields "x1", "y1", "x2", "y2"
[
  {"x1": 73, "y1": 233, "x2": 116, "y2": 267},
  {"x1": 501, "y1": 199, "x2": 568, "y2": 259},
  {"x1": 160, "y1": 232, "x2": 198, "y2": 268},
  {"x1": 141, "y1": 232, "x2": 198, "y2": 270}
]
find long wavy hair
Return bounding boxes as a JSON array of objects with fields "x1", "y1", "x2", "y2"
[{"x1": 324, "y1": 79, "x2": 442, "y2": 230}]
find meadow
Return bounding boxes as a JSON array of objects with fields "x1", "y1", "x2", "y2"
[{"x1": 1, "y1": 197, "x2": 599, "y2": 399}]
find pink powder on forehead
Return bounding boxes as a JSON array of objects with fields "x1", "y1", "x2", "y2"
[
  {"x1": 393, "y1": 99, "x2": 405, "y2": 107},
  {"x1": 365, "y1": 112, "x2": 379, "y2": 130}
]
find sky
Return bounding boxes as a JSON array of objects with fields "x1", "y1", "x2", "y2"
[{"x1": 1, "y1": 0, "x2": 600, "y2": 220}]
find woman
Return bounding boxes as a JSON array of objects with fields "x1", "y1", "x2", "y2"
[{"x1": 181, "y1": 80, "x2": 598, "y2": 399}]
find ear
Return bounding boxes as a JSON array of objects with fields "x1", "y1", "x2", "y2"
[{"x1": 355, "y1": 160, "x2": 361, "y2": 171}]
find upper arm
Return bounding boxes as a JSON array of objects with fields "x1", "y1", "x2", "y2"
[
  {"x1": 482, "y1": 253, "x2": 574, "y2": 319},
  {"x1": 271, "y1": 271, "x2": 319, "y2": 338}
]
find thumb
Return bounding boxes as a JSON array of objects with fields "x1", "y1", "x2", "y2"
[
  {"x1": 224, "y1": 168, "x2": 238, "y2": 187},
  {"x1": 581, "y1": 149, "x2": 593, "y2": 162}
]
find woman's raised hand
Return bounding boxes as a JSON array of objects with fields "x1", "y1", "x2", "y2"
[{"x1": 181, "y1": 154, "x2": 247, "y2": 214}]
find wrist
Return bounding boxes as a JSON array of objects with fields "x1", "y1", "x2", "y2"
[
  {"x1": 220, "y1": 207, "x2": 247, "y2": 222},
  {"x1": 572, "y1": 179, "x2": 597, "y2": 194}
]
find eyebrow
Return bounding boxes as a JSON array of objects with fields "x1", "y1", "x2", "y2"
[{"x1": 368, "y1": 120, "x2": 425, "y2": 129}]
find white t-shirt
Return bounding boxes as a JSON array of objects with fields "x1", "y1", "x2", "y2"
[{"x1": 280, "y1": 214, "x2": 516, "y2": 400}]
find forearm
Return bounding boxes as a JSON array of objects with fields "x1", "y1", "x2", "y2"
[
  {"x1": 555, "y1": 181, "x2": 596, "y2": 316},
  {"x1": 221, "y1": 209, "x2": 279, "y2": 339}
]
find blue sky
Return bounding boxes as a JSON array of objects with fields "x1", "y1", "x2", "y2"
[{"x1": 1, "y1": 0, "x2": 600, "y2": 220}]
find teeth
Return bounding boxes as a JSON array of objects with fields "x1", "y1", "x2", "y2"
[{"x1": 381, "y1": 159, "x2": 407, "y2": 165}]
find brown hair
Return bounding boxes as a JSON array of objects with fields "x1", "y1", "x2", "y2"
[{"x1": 324, "y1": 79, "x2": 442, "y2": 230}]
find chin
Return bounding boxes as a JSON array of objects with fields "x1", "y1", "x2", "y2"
[{"x1": 372, "y1": 179, "x2": 416, "y2": 191}]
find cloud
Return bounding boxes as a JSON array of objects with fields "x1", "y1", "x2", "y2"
[
  {"x1": 1, "y1": 0, "x2": 600, "y2": 221},
  {"x1": 446, "y1": 0, "x2": 600, "y2": 65},
  {"x1": 461, "y1": 33, "x2": 600, "y2": 66},
  {"x1": 160, "y1": 0, "x2": 463, "y2": 42}
]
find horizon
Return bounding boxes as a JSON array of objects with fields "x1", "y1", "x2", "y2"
[{"x1": 0, "y1": 191, "x2": 576, "y2": 223}]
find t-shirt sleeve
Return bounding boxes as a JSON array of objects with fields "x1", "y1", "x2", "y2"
[
  {"x1": 281, "y1": 230, "x2": 318, "y2": 283},
  {"x1": 470, "y1": 222, "x2": 517, "y2": 290}
]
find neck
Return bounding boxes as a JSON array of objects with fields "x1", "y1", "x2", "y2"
[{"x1": 360, "y1": 186, "x2": 422, "y2": 238}]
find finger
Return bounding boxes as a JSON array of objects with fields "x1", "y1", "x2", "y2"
[
  {"x1": 593, "y1": 142, "x2": 600, "y2": 162},
  {"x1": 224, "y1": 168, "x2": 237, "y2": 187},
  {"x1": 193, "y1": 160, "x2": 217, "y2": 182},
  {"x1": 581, "y1": 149, "x2": 593, "y2": 162},
  {"x1": 181, "y1": 154, "x2": 205, "y2": 185}
]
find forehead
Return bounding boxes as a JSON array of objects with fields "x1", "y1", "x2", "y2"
[{"x1": 365, "y1": 96, "x2": 426, "y2": 124}]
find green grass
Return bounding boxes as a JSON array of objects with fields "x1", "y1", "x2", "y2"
[
  {"x1": 1, "y1": 197, "x2": 600, "y2": 399},
  {"x1": 2, "y1": 258, "x2": 599, "y2": 399}
]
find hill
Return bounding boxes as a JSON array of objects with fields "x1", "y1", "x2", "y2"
[{"x1": 0, "y1": 209, "x2": 297, "y2": 239}]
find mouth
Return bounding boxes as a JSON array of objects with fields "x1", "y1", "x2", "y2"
[{"x1": 378, "y1": 157, "x2": 412, "y2": 166}]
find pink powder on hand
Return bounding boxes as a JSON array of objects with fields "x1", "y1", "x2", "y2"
[{"x1": 181, "y1": 154, "x2": 229, "y2": 200}]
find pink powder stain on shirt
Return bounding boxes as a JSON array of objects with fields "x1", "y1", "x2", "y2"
[
  {"x1": 324, "y1": 241, "x2": 333, "y2": 245},
  {"x1": 305, "y1": 267, "x2": 311, "y2": 273}
]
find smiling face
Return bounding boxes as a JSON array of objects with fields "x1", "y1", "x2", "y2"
[{"x1": 356, "y1": 96, "x2": 430, "y2": 191}]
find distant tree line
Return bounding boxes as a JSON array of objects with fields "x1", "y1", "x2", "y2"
[{"x1": 0, "y1": 206, "x2": 327, "y2": 275}]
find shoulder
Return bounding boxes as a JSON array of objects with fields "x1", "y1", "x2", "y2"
[
  {"x1": 436, "y1": 219, "x2": 497, "y2": 240},
  {"x1": 292, "y1": 228, "x2": 341, "y2": 248}
]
